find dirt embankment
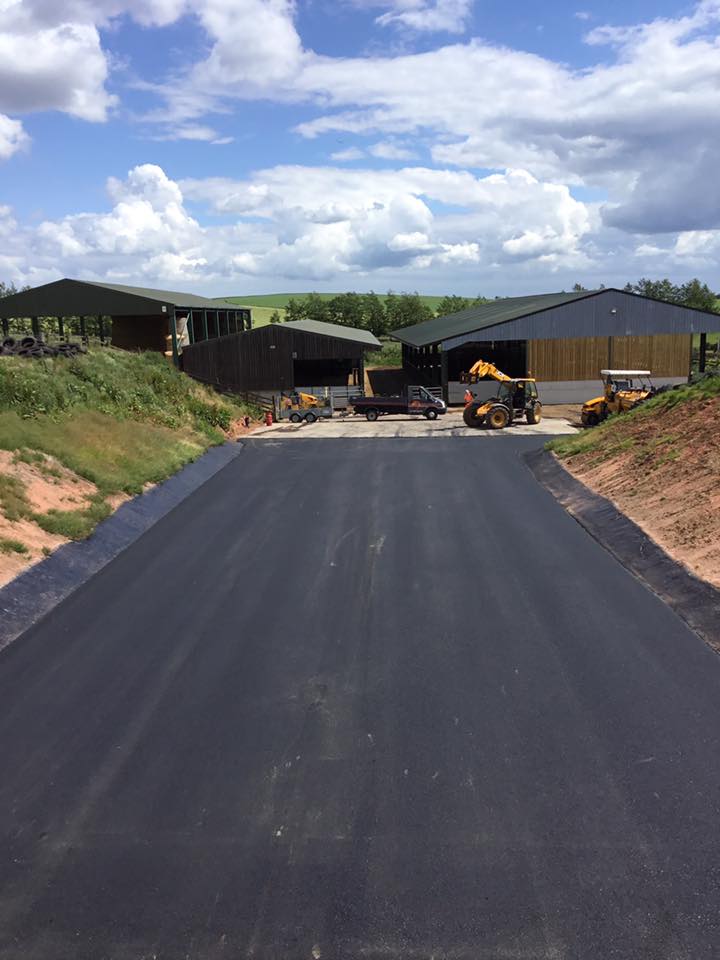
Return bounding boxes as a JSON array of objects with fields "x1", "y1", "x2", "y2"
[{"x1": 557, "y1": 393, "x2": 720, "y2": 589}]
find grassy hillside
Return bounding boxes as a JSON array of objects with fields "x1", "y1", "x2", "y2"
[
  {"x1": 0, "y1": 350, "x2": 258, "y2": 571},
  {"x1": 548, "y1": 375, "x2": 720, "y2": 587}
]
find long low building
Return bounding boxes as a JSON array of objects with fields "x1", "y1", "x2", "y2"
[
  {"x1": 0, "y1": 278, "x2": 251, "y2": 360},
  {"x1": 182, "y1": 318, "x2": 381, "y2": 394},
  {"x1": 391, "y1": 288, "x2": 718, "y2": 403}
]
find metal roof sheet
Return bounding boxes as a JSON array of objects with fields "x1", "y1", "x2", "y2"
[
  {"x1": 390, "y1": 290, "x2": 598, "y2": 347},
  {"x1": 282, "y1": 319, "x2": 381, "y2": 348},
  {"x1": 82, "y1": 281, "x2": 240, "y2": 310}
]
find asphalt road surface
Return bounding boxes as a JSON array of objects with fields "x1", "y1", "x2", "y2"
[{"x1": 1, "y1": 438, "x2": 719, "y2": 959}]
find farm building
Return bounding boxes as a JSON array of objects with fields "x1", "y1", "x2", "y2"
[
  {"x1": 391, "y1": 288, "x2": 719, "y2": 403},
  {"x1": 182, "y1": 319, "x2": 381, "y2": 394},
  {"x1": 0, "y1": 278, "x2": 251, "y2": 361}
]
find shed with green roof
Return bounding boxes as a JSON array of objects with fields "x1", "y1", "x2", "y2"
[{"x1": 390, "y1": 288, "x2": 716, "y2": 403}]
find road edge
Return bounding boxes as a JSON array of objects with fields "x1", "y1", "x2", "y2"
[
  {"x1": 0, "y1": 441, "x2": 245, "y2": 654},
  {"x1": 525, "y1": 448, "x2": 720, "y2": 654}
]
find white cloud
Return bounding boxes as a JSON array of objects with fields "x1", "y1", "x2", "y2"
[
  {"x1": 369, "y1": 140, "x2": 417, "y2": 160},
  {"x1": 330, "y1": 146, "x2": 365, "y2": 161},
  {"x1": 0, "y1": 114, "x2": 28, "y2": 158},
  {"x1": 373, "y1": 0, "x2": 474, "y2": 33}
]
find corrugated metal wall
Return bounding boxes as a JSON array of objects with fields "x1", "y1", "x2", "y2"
[{"x1": 442, "y1": 289, "x2": 715, "y2": 350}]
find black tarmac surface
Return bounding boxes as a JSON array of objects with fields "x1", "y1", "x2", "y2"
[{"x1": 1, "y1": 438, "x2": 719, "y2": 959}]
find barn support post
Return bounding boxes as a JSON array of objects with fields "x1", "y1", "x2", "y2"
[
  {"x1": 699, "y1": 332, "x2": 707, "y2": 373},
  {"x1": 202, "y1": 309, "x2": 209, "y2": 341},
  {"x1": 58, "y1": 316, "x2": 65, "y2": 340},
  {"x1": 31, "y1": 316, "x2": 40, "y2": 338},
  {"x1": 2, "y1": 317, "x2": 9, "y2": 337},
  {"x1": 79, "y1": 316, "x2": 87, "y2": 344},
  {"x1": 98, "y1": 314, "x2": 105, "y2": 345},
  {"x1": 170, "y1": 309, "x2": 179, "y2": 366},
  {"x1": 188, "y1": 311, "x2": 195, "y2": 344},
  {"x1": 441, "y1": 349, "x2": 449, "y2": 402}
]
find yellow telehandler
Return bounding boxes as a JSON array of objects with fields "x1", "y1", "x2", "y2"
[
  {"x1": 461, "y1": 359, "x2": 543, "y2": 429},
  {"x1": 581, "y1": 370, "x2": 655, "y2": 427}
]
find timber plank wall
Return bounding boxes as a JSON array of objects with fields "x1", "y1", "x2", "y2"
[{"x1": 528, "y1": 334, "x2": 691, "y2": 381}]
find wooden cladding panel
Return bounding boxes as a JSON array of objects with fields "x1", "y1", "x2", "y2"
[
  {"x1": 528, "y1": 337, "x2": 608, "y2": 381},
  {"x1": 111, "y1": 315, "x2": 167, "y2": 353},
  {"x1": 610, "y1": 334, "x2": 691, "y2": 377},
  {"x1": 528, "y1": 334, "x2": 691, "y2": 381}
]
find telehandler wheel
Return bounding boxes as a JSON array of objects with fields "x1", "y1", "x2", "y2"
[
  {"x1": 582, "y1": 411, "x2": 599, "y2": 427},
  {"x1": 425, "y1": 408, "x2": 438, "y2": 420},
  {"x1": 290, "y1": 412, "x2": 302, "y2": 423},
  {"x1": 463, "y1": 402, "x2": 482, "y2": 428},
  {"x1": 487, "y1": 405, "x2": 510, "y2": 430},
  {"x1": 365, "y1": 408, "x2": 379, "y2": 422},
  {"x1": 526, "y1": 403, "x2": 542, "y2": 425},
  {"x1": 304, "y1": 411, "x2": 317, "y2": 424}
]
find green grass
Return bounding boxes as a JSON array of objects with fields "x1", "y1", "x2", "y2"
[
  {"x1": 0, "y1": 472, "x2": 31, "y2": 521},
  {"x1": 0, "y1": 349, "x2": 261, "y2": 543},
  {"x1": 0, "y1": 537, "x2": 28, "y2": 556},
  {"x1": 367, "y1": 339, "x2": 403, "y2": 367},
  {"x1": 547, "y1": 374, "x2": 720, "y2": 458},
  {"x1": 33, "y1": 495, "x2": 112, "y2": 540}
]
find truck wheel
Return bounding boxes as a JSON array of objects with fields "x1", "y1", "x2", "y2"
[
  {"x1": 290, "y1": 412, "x2": 302, "y2": 423},
  {"x1": 526, "y1": 403, "x2": 542, "y2": 425},
  {"x1": 304, "y1": 411, "x2": 317, "y2": 424},
  {"x1": 366, "y1": 408, "x2": 379, "y2": 422},
  {"x1": 425, "y1": 408, "x2": 438, "y2": 420},
  {"x1": 487, "y1": 405, "x2": 510, "y2": 430},
  {"x1": 463, "y1": 402, "x2": 482, "y2": 428}
]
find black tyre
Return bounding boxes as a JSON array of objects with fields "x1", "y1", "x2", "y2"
[
  {"x1": 583, "y1": 411, "x2": 600, "y2": 427},
  {"x1": 463, "y1": 402, "x2": 482, "y2": 428},
  {"x1": 425, "y1": 407, "x2": 438, "y2": 420},
  {"x1": 526, "y1": 402, "x2": 542, "y2": 425},
  {"x1": 304, "y1": 411, "x2": 317, "y2": 424},
  {"x1": 290, "y1": 412, "x2": 302, "y2": 423},
  {"x1": 366, "y1": 408, "x2": 379, "y2": 422},
  {"x1": 487, "y1": 405, "x2": 510, "y2": 430}
]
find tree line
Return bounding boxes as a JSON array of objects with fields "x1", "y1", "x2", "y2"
[{"x1": 271, "y1": 292, "x2": 489, "y2": 336}]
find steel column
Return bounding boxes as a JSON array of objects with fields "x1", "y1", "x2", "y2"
[
  {"x1": 170, "y1": 309, "x2": 179, "y2": 366},
  {"x1": 202, "y1": 309, "x2": 209, "y2": 341}
]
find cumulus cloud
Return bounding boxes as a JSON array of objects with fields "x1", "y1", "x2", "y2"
[{"x1": 0, "y1": 114, "x2": 29, "y2": 158}]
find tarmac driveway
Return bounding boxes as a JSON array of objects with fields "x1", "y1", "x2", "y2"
[{"x1": 0, "y1": 437, "x2": 718, "y2": 958}]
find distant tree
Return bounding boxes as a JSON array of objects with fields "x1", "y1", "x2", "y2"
[
  {"x1": 572, "y1": 282, "x2": 588, "y2": 291},
  {"x1": 301, "y1": 292, "x2": 332, "y2": 324},
  {"x1": 385, "y1": 291, "x2": 434, "y2": 330},
  {"x1": 284, "y1": 297, "x2": 307, "y2": 322},
  {"x1": 624, "y1": 277, "x2": 719, "y2": 312},
  {"x1": 362, "y1": 291, "x2": 387, "y2": 337},
  {"x1": 327, "y1": 292, "x2": 365, "y2": 328},
  {"x1": 678, "y1": 278, "x2": 718, "y2": 312},
  {"x1": 269, "y1": 310, "x2": 282, "y2": 324},
  {"x1": 435, "y1": 294, "x2": 488, "y2": 316}
]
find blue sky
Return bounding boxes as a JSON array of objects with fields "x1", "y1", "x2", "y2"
[{"x1": 1, "y1": 0, "x2": 719, "y2": 297}]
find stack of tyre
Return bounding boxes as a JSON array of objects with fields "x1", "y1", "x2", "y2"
[{"x1": 0, "y1": 337, "x2": 86, "y2": 359}]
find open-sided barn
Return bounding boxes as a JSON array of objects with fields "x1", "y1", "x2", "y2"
[
  {"x1": 182, "y1": 318, "x2": 381, "y2": 394},
  {"x1": 391, "y1": 288, "x2": 718, "y2": 403},
  {"x1": 0, "y1": 278, "x2": 251, "y2": 361}
]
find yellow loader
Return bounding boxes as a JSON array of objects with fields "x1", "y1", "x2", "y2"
[
  {"x1": 461, "y1": 360, "x2": 543, "y2": 429},
  {"x1": 581, "y1": 370, "x2": 655, "y2": 427}
]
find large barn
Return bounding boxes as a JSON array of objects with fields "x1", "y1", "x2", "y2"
[
  {"x1": 391, "y1": 288, "x2": 718, "y2": 403},
  {"x1": 0, "y1": 278, "x2": 251, "y2": 361}
]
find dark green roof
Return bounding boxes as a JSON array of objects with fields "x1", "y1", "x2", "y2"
[
  {"x1": 283, "y1": 319, "x2": 381, "y2": 348},
  {"x1": 83, "y1": 281, "x2": 240, "y2": 310},
  {"x1": 390, "y1": 290, "x2": 598, "y2": 347},
  {"x1": 0, "y1": 278, "x2": 245, "y2": 318}
]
